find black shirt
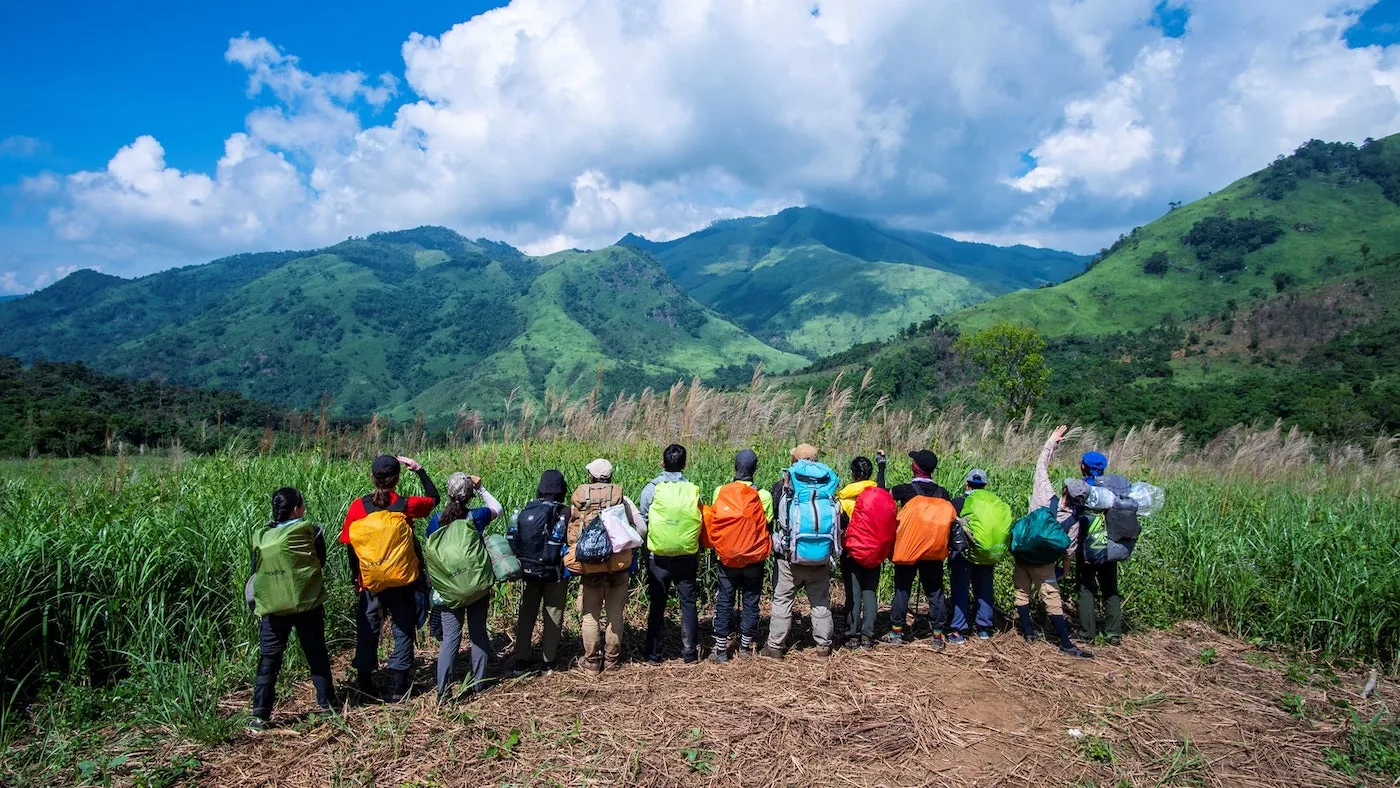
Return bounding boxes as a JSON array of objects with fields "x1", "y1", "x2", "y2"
[{"x1": 892, "y1": 478, "x2": 951, "y2": 506}]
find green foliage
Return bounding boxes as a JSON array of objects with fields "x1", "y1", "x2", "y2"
[
  {"x1": 1181, "y1": 216, "x2": 1285, "y2": 273},
  {"x1": 954, "y1": 322, "x2": 1050, "y2": 419},
  {"x1": 1080, "y1": 735, "x2": 1115, "y2": 764},
  {"x1": 1198, "y1": 648, "x2": 1218, "y2": 665},
  {"x1": 1323, "y1": 709, "x2": 1400, "y2": 779},
  {"x1": 1144, "y1": 250, "x2": 1171, "y2": 276}
]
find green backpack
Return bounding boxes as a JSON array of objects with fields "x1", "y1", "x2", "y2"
[
  {"x1": 425, "y1": 520, "x2": 495, "y2": 608},
  {"x1": 1009, "y1": 505, "x2": 1071, "y2": 566},
  {"x1": 962, "y1": 489, "x2": 1013, "y2": 566},
  {"x1": 647, "y1": 481, "x2": 702, "y2": 556},
  {"x1": 251, "y1": 521, "x2": 328, "y2": 617}
]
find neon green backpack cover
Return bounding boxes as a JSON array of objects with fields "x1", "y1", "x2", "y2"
[
  {"x1": 647, "y1": 481, "x2": 702, "y2": 556},
  {"x1": 251, "y1": 521, "x2": 328, "y2": 617},
  {"x1": 425, "y1": 521, "x2": 494, "y2": 608},
  {"x1": 962, "y1": 490, "x2": 1013, "y2": 566}
]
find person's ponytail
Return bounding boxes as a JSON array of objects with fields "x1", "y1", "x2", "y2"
[{"x1": 270, "y1": 487, "x2": 304, "y2": 524}]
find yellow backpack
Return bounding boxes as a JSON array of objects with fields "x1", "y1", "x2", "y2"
[{"x1": 349, "y1": 499, "x2": 419, "y2": 592}]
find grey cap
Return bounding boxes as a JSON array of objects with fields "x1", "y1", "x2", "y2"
[
  {"x1": 1063, "y1": 478, "x2": 1091, "y2": 504},
  {"x1": 446, "y1": 472, "x2": 475, "y2": 502},
  {"x1": 966, "y1": 468, "x2": 989, "y2": 486}
]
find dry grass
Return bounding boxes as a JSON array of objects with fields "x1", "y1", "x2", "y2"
[{"x1": 162, "y1": 622, "x2": 1390, "y2": 787}]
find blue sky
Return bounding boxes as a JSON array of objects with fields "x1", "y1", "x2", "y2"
[{"x1": 3, "y1": 0, "x2": 1400, "y2": 292}]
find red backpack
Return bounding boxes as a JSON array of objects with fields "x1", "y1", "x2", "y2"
[{"x1": 844, "y1": 486, "x2": 897, "y2": 569}]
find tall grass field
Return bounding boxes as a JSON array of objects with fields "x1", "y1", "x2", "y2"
[{"x1": 2, "y1": 438, "x2": 1397, "y2": 758}]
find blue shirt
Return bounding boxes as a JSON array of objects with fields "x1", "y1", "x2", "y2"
[{"x1": 426, "y1": 508, "x2": 494, "y2": 537}]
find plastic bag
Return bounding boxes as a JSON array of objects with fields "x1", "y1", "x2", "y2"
[
  {"x1": 600, "y1": 503, "x2": 643, "y2": 551},
  {"x1": 1128, "y1": 482, "x2": 1165, "y2": 517},
  {"x1": 1084, "y1": 486, "x2": 1118, "y2": 511}
]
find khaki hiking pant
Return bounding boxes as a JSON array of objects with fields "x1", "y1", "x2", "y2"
[
  {"x1": 579, "y1": 571, "x2": 629, "y2": 668},
  {"x1": 1013, "y1": 560, "x2": 1064, "y2": 616},
  {"x1": 515, "y1": 578, "x2": 568, "y2": 664},
  {"x1": 766, "y1": 559, "x2": 834, "y2": 651}
]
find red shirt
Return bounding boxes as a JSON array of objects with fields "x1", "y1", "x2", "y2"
[{"x1": 339, "y1": 492, "x2": 437, "y2": 544}]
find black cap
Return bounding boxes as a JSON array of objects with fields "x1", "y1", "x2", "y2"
[
  {"x1": 909, "y1": 449, "x2": 939, "y2": 474},
  {"x1": 536, "y1": 469, "x2": 567, "y2": 498},
  {"x1": 734, "y1": 449, "x2": 758, "y2": 481},
  {"x1": 372, "y1": 455, "x2": 400, "y2": 477}
]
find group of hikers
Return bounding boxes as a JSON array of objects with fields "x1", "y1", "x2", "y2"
[{"x1": 245, "y1": 426, "x2": 1156, "y2": 729}]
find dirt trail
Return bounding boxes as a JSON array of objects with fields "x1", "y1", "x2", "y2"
[{"x1": 197, "y1": 622, "x2": 1388, "y2": 787}]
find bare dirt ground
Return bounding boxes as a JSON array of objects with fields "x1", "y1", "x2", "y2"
[{"x1": 190, "y1": 620, "x2": 1392, "y2": 787}]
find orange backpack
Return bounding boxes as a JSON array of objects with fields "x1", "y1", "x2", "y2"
[
  {"x1": 892, "y1": 495, "x2": 956, "y2": 564},
  {"x1": 702, "y1": 482, "x2": 771, "y2": 568}
]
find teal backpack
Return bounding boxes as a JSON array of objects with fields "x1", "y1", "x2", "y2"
[
  {"x1": 425, "y1": 519, "x2": 495, "y2": 608},
  {"x1": 1009, "y1": 505, "x2": 1071, "y2": 566},
  {"x1": 784, "y1": 460, "x2": 840, "y2": 565}
]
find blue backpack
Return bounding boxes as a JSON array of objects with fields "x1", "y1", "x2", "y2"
[{"x1": 784, "y1": 460, "x2": 841, "y2": 565}]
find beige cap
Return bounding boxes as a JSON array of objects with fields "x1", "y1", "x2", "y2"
[
  {"x1": 586, "y1": 458, "x2": 614, "y2": 479},
  {"x1": 789, "y1": 443, "x2": 819, "y2": 462}
]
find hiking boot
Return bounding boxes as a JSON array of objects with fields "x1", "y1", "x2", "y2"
[
  {"x1": 682, "y1": 653, "x2": 699, "y2": 665},
  {"x1": 355, "y1": 672, "x2": 379, "y2": 699},
  {"x1": 814, "y1": 646, "x2": 832, "y2": 658},
  {"x1": 946, "y1": 631, "x2": 966, "y2": 645},
  {"x1": 385, "y1": 670, "x2": 412, "y2": 702},
  {"x1": 842, "y1": 635, "x2": 861, "y2": 649},
  {"x1": 1060, "y1": 644, "x2": 1095, "y2": 659},
  {"x1": 976, "y1": 629, "x2": 992, "y2": 641},
  {"x1": 246, "y1": 715, "x2": 270, "y2": 733},
  {"x1": 1022, "y1": 631, "x2": 1041, "y2": 644},
  {"x1": 859, "y1": 636, "x2": 875, "y2": 650},
  {"x1": 711, "y1": 649, "x2": 730, "y2": 664},
  {"x1": 879, "y1": 632, "x2": 905, "y2": 646},
  {"x1": 741, "y1": 645, "x2": 759, "y2": 659},
  {"x1": 580, "y1": 658, "x2": 604, "y2": 675},
  {"x1": 929, "y1": 634, "x2": 946, "y2": 653},
  {"x1": 540, "y1": 661, "x2": 559, "y2": 674},
  {"x1": 759, "y1": 645, "x2": 784, "y2": 660},
  {"x1": 511, "y1": 659, "x2": 533, "y2": 677},
  {"x1": 1106, "y1": 635, "x2": 1123, "y2": 647}
]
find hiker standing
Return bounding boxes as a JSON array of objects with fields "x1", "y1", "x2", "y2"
[
  {"x1": 762, "y1": 444, "x2": 839, "y2": 659},
  {"x1": 886, "y1": 449, "x2": 954, "y2": 651},
  {"x1": 565, "y1": 458, "x2": 647, "y2": 672},
  {"x1": 510, "y1": 469, "x2": 572, "y2": 674},
  {"x1": 837, "y1": 455, "x2": 896, "y2": 649},
  {"x1": 1074, "y1": 451, "x2": 1125, "y2": 646},
  {"x1": 950, "y1": 469, "x2": 1013, "y2": 641},
  {"x1": 426, "y1": 472, "x2": 502, "y2": 700},
  {"x1": 640, "y1": 444, "x2": 704, "y2": 664},
  {"x1": 1021, "y1": 426, "x2": 1094, "y2": 658},
  {"x1": 341, "y1": 455, "x2": 438, "y2": 701},
  {"x1": 247, "y1": 487, "x2": 336, "y2": 730},
  {"x1": 704, "y1": 449, "x2": 773, "y2": 662}
]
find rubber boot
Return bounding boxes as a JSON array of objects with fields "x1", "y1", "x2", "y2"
[
  {"x1": 386, "y1": 669, "x2": 412, "y2": 702},
  {"x1": 1052, "y1": 615, "x2": 1093, "y2": 658},
  {"x1": 1105, "y1": 595, "x2": 1123, "y2": 640},
  {"x1": 1078, "y1": 587, "x2": 1097, "y2": 640},
  {"x1": 1016, "y1": 605, "x2": 1036, "y2": 642}
]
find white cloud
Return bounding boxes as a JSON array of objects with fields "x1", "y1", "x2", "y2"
[{"x1": 16, "y1": 0, "x2": 1400, "y2": 279}]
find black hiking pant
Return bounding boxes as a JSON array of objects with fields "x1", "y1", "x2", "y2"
[
  {"x1": 646, "y1": 553, "x2": 698, "y2": 662},
  {"x1": 253, "y1": 605, "x2": 335, "y2": 718},
  {"x1": 354, "y1": 585, "x2": 418, "y2": 675},
  {"x1": 890, "y1": 560, "x2": 946, "y2": 635}
]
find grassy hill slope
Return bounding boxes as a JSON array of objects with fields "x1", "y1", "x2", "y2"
[
  {"x1": 786, "y1": 135, "x2": 1400, "y2": 441},
  {"x1": 624, "y1": 206, "x2": 1086, "y2": 356},
  {"x1": 0, "y1": 230, "x2": 803, "y2": 421}
]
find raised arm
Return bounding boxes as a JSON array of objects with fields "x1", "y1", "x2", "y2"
[{"x1": 1031, "y1": 425, "x2": 1069, "y2": 511}]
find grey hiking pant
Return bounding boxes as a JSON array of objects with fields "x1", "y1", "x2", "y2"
[
  {"x1": 436, "y1": 597, "x2": 492, "y2": 696},
  {"x1": 766, "y1": 558, "x2": 833, "y2": 651}
]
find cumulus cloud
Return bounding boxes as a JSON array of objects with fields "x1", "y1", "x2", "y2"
[
  {"x1": 0, "y1": 136, "x2": 48, "y2": 158},
  {"x1": 18, "y1": 0, "x2": 1400, "y2": 276}
]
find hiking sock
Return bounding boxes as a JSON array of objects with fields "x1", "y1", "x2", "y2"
[
  {"x1": 1078, "y1": 588, "x2": 1097, "y2": 639},
  {"x1": 1016, "y1": 605, "x2": 1034, "y2": 638},
  {"x1": 1105, "y1": 595, "x2": 1123, "y2": 639},
  {"x1": 1050, "y1": 615, "x2": 1075, "y2": 650}
]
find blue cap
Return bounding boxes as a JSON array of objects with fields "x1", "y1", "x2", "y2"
[{"x1": 1080, "y1": 451, "x2": 1108, "y2": 477}]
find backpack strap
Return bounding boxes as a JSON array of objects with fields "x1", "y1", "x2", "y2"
[{"x1": 361, "y1": 493, "x2": 408, "y2": 515}]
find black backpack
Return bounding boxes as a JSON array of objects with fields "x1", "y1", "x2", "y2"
[
  {"x1": 1099, "y1": 475, "x2": 1142, "y2": 543},
  {"x1": 513, "y1": 500, "x2": 566, "y2": 582}
]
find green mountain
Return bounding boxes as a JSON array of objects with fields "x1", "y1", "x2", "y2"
[
  {"x1": 0, "y1": 228, "x2": 805, "y2": 420},
  {"x1": 621, "y1": 206, "x2": 1086, "y2": 357},
  {"x1": 791, "y1": 134, "x2": 1400, "y2": 442}
]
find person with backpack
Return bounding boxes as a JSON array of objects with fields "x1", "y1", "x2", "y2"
[
  {"x1": 885, "y1": 449, "x2": 954, "y2": 651},
  {"x1": 1074, "y1": 451, "x2": 1128, "y2": 646},
  {"x1": 565, "y1": 458, "x2": 646, "y2": 673},
  {"x1": 341, "y1": 455, "x2": 438, "y2": 701},
  {"x1": 246, "y1": 487, "x2": 336, "y2": 731},
  {"x1": 510, "y1": 469, "x2": 572, "y2": 674},
  {"x1": 761, "y1": 443, "x2": 839, "y2": 659},
  {"x1": 704, "y1": 449, "x2": 773, "y2": 662},
  {"x1": 640, "y1": 444, "x2": 704, "y2": 664},
  {"x1": 425, "y1": 472, "x2": 502, "y2": 700},
  {"x1": 837, "y1": 455, "x2": 896, "y2": 649},
  {"x1": 1018, "y1": 425, "x2": 1094, "y2": 658},
  {"x1": 950, "y1": 469, "x2": 1012, "y2": 642}
]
